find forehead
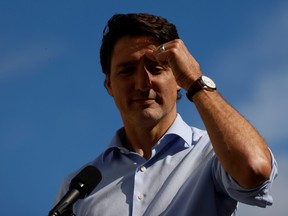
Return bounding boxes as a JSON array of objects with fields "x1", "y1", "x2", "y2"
[{"x1": 111, "y1": 36, "x2": 158, "y2": 64}]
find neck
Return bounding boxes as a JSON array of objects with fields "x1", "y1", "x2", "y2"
[{"x1": 122, "y1": 113, "x2": 177, "y2": 160}]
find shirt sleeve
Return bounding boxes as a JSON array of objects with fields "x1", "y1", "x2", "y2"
[{"x1": 212, "y1": 148, "x2": 278, "y2": 208}]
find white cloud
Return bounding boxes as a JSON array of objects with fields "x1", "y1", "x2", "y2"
[
  {"x1": 214, "y1": 2, "x2": 288, "y2": 146},
  {"x1": 0, "y1": 41, "x2": 65, "y2": 80},
  {"x1": 218, "y1": 3, "x2": 288, "y2": 215},
  {"x1": 237, "y1": 70, "x2": 288, "y2": 144},
  {"x1": 235, "y1": 1, "x2": 288, "y2": 145}
]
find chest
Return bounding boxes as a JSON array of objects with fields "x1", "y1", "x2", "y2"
[{"x1": 73, "y1": 143, "x2": 218, "y2": 216}]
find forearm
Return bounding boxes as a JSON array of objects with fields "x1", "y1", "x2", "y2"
[
  {"x1": 153, "y1": 39, "x2": 273, "y2": 187},
  {"x1": 193, "y1": 90, "x2": 272, "y2": 188}
]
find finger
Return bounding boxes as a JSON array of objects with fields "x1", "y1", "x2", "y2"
[
  {"x1": 145, "y1": 50, "x2": 157, "y2": 61},
  {"x1": 153, "y1": 44, "x2": 170, "y2": 63}
]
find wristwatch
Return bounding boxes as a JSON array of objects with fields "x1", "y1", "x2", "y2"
[{"x1": 186, "y1": 75, "x2": 216, "y2": 102}]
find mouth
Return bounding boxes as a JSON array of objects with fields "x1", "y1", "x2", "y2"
[
  {"x1": 130, "y1": 91, "x2": 160, "y2": 106},
  {"x1": 132, "y1": 98, "x2": 155, "y2": 103}
]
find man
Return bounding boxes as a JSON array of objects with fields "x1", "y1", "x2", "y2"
[{"x1": 54, "y1": 13, "x2": 278, "y2": 215}]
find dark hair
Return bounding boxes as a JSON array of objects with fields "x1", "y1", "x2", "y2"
[
  {"x1": 100, "y1": 13, "x2": 181, "y2": 99},
  {"x1": 100, "y1": 13, "x2": 179, "y2": 76}
]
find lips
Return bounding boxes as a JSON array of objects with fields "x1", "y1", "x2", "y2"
[
  {"x1": 130, "y1": 91, "x2": 159, "y2": 105},
  {"x1": 132, "y1": 98, "x2": 155, "y2": 103}
]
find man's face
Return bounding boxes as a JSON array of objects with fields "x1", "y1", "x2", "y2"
[{"x1": 106, "y1": 35, "x2": 180, "y2": 127}]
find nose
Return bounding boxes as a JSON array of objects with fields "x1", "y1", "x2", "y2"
[{"x1": 134, "y1": 67, "x2": 152, "y2": 92}]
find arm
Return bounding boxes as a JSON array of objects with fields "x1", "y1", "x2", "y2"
[
  {"x1": 193, "y1": 89, "x2": 272, "y2": 188},
  {"x1": 155, "y1": 39, "x2": 272, "y2": 188}
]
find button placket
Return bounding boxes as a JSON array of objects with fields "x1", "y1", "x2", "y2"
[
  {"x1": 136, "y1": 165, "x2": 146, "y2": 202},
  {"x1": 132, "y1": 163, "x2": 148, "y2": 215}
]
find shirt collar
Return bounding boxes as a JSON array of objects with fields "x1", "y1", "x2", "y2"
[
  {"x1": 163, "y1": 114, "x2": 192, "y2": 146},
  {"x1": 103, "y1": 114, "x2": 193, "y2": 159}
]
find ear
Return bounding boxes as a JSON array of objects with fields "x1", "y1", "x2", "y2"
[
  {"x1": 177, "y1": 85, "x2": 182, "y2": 91},
  {"x1": 105, "y1": 76, "x2": 114, "y2": 97}
]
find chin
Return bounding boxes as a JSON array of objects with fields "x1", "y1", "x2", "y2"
[{"x1": 137, "y1": 109, "x2": 168, "y2": 124}]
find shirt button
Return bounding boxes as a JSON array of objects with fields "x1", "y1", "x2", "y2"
[
  {"x1": 137, "y1": 194, "x2": 144, "y2": 201},
  {"x1": 140, "y1": 166, "x2": 146, "y2": 172}
]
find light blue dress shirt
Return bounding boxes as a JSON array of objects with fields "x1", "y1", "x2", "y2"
[{"x1": 55, "y1": 114, "x2": 278, "y2": 216}]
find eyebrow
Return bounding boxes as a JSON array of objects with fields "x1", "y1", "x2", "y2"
[
  {"x1": 115, "y1": 60, "x2": 138, "y2": 70},
  {"x1": 115, "y1": 58, "x2": 160, "y2": 70}
]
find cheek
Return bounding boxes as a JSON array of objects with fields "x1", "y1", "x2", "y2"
[
  {"x1": 159, "y1": 76, "x2": 178, "y2": 93},
  {"x1": 154, "y1": 83, "x2": 178, "y2": 104},
  {"x1": 110, "y1": 80, "x2": 132, "y2": 100}
]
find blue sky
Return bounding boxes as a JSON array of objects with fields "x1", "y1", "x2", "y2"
[{"x1": 0, "y1": 1, "x2": 287, "y2": 215}]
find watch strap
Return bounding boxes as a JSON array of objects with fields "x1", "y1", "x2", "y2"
[
  {"x1": 186, "y1": 75, "x2": 216, "y2": 102},
  {"x1": 186, "y1": 77, "x2": 203, "y2": 102}
]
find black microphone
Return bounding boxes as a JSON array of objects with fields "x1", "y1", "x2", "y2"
[{"x1": 49, "y1": 165, "x2": 102, "y2": 216}]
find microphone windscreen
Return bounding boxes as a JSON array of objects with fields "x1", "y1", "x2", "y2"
[{"x1": 70, "y1": 165, "x2": 102, "y2": 198}]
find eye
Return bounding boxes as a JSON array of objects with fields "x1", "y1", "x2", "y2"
[
  {"x1": 146, "y1": 64, "x2": 165, "y2": 75},
  {"x1": 117, "y1": 66, "x2": 135, "y2": 76}
]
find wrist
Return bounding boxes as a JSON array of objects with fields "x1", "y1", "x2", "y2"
[{"x1": 186, "y1": 75, "x2": 216, "y2": 102}]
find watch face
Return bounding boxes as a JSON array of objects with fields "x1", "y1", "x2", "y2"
[{"x1": 202, "y1": 76, "x2": 216, "y2": 88}]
